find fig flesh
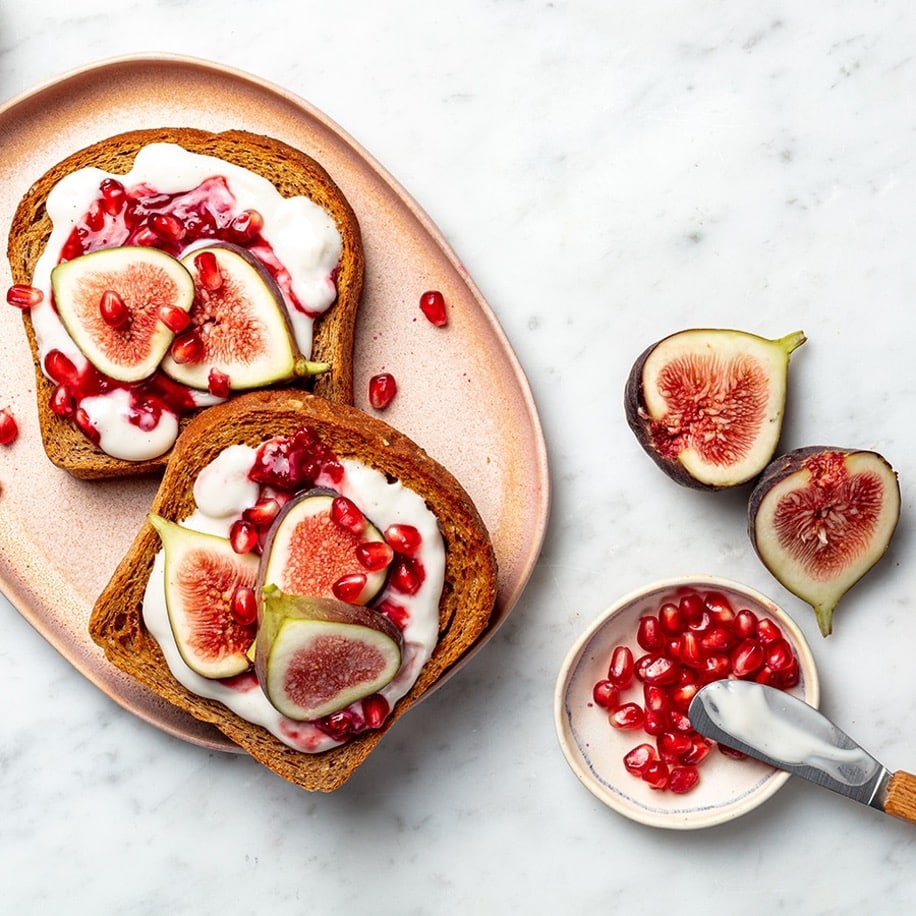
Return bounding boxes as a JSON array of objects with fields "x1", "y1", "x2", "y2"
[
  {"x1": 256, "y1": 586, "x2": 402, "y2": 721},
  {"x1": 259, "y1": 491, "x2": 389, "y2": 605},
  {"x1": 625, "y1": 328, "x2": 806, "y2": 489},
  {"x1": 162, "y1": 244, "x2": 325, "y2": 392},
  {"x1": 748, "y1": 447, "x2": 901, "y2": 637},
  {"x1": 149, "y1": 514, "x2": 259, "y2": 677},
  {"x1": 50, "y1": 246, "x2": 195, "y2": 382}
]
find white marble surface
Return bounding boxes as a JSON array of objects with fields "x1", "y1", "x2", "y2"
[{"x1": 2, "y1": 1, "x2": 915, "y2": 912}]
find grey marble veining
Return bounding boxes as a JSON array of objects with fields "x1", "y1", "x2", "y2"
[{"x1": 2, "y1": 1, "x2": 915, "y2": 913}]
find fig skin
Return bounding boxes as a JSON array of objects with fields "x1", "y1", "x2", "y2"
[
  {"x1": 625, "y1": 328, "x2": 806, "y2": 491},
  {"x1": 748, "y1": 446, "x2": 901, "y2": 637}
]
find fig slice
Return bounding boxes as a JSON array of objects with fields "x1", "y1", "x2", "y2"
[
  {"x1": 149, "y1": 514, "x2": 259, "y2": 678},
  {"x1": 259, "y1": 491, "x2": 389, "y2": 605},
  {"x1": 50, "y1": 246, "x2": 195, "y2": 382},
  {"x1": 256, "y1": 585, "x2": 402, "y2": 721},
  {"x1": 748, "y1": 447, "x2": 901, "y2": 637},
  {"x1": 161, "y1": 244, "x2": 326, "y2": 391},
  {"x1": 625, "y1": 328, "x2": 806, "y2": 489}
]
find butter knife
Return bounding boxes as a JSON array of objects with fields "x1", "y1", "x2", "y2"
[{"x1": 688, "y1": 680, "x2": 916, "y2": 824}]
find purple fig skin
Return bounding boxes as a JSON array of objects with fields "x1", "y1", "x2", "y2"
[{"x1": 624, "y1": 339, "x2": 721, "y2": 491}]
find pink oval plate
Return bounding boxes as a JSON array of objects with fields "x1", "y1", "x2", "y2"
[{"x1": 0, "y1": 54, "x2": 550, "y2": 752}]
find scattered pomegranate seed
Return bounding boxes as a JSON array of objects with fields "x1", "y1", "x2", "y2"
[
  {"x1": 362, "y1": 694, "x2": 390, "y2": 730},
  {"x1": 593, "y1": 588, "x2": 803, "y2": 795},
  {"x1": 229, "y1": 519, "x2": 260, "y2": 554},
  {"x1": 330, "y1": 496, "x2": 366, "y2": 534},
  {"x1": 194, "y1": 250, "x2": 223, "y2": 291},
  {"x1": 229, "y1": 585, "x2": 258, "y2": 626},
  {"x1": 368, "y1": 372, "x2": 397, "y2": 410},
  {"x1": 384, "y1": 523, "x2": 422, "y2": 556},
  {"x1": 333, "y1": 573, "x2": 369, "y2": 603},
  {"x1": 0, "y1": 408, "x2": 19, "y2": 446},
  {"x1": 158, "y1": 304, "x2": 192, "y2": 334},
  {"x1": 170, "y1": 331, "x2": 205, "y2": 364},
  {"x1": 419, "y1": 290, "x2": 448, "y2": 327},
  {"x1": 6, "y1": 284, "x2": 43, "y2": 309},
  {"x1": 207, "y1": 368, "x2": 232, "y2": 398},
  {"x1": 44, "y1": 349, "x2": 80, "y2": 386},
  {"x1": 356, "y1": 540, "x2": 394, "y2": 572},
  {"x1": 99, "y1": 290, "x2": 131, "y2": 328}
]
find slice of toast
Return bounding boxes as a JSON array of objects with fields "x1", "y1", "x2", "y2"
[
  {"x1": 7, "y1": 128, "x2": 364, "y2": 479},
  {"x1": 89, "y1": 389, "x2": 498, "y2": 792}
]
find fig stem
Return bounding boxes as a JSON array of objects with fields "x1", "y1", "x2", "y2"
[
  {"x1": 814, "y1": 602, "x2": 836, "y2": 638},
  {"x1": 294, "y1": 358, "x2": 331, "y2": 378},
  {"x1": 777, "y1": 330, "x2": 807, "y2": 355}
]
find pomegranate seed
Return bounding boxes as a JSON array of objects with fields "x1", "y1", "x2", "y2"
[
  {"x1": 158, "y1": 304, "x2": 192, "y2": 333},
  {"x1": 362, "y1": 694, "x2": 390, "y2": 730},
  {"x1": 678, "y1": 592, "x2": 706, "y2": 626},
  {"x1": 771, "y1": 658, "x2": 800, "y2": 689},
  {"x1": 659, "y1": 602, "x2": 684, "y2": 634},
  {"x1": 687, "y1": 610, "x2": 712, "y2": 632},
  {"x1": 131, "y1": 226, "x2": 161, "y2": 247},
  {"x1": 389, "y1": 556, "x2": 424, "y2": 595},
  {"x1": 330, "y1": 496, "x2": 366, "y2": 534},
  {"x1": 609, "y1": 703, "x2": 645, "y2": 730},
  {"x1": 734, "y1": 608, "x2": 758, "y2": 640},
  {"x1": 207, "y1": 368, "x2": 231, "y2": 398},
  {"x1": 368, "y1": 372, "x2": 397, "y2": 410},
  {"x1": 731, "y1": 639, "x2": 765, "y2": 678},
  {"x1": 765, "y1": 637, "x2": 795, "y2": 672},
  {"x1": 658, "y1": 731, "x2": 693, "y2": 762},
  {"x1": 50, "y1": 384, "x2": 75, "y2": 418},
  {"x1": 755, "y1": 665, "x2": 778, "y2": 687},
  {"x1": 229, "y1": 585, "x2": 258, "y2": 625},
  {"x1": 149, "y1": 212, "x2": 186, "y2": 243},
  {"x1": 680, "y1": 630, "x2": 704, "y2": 667},
  {"x1": 700, "y1": 626, "x2": 734, "y2": 653},
  {"x1": 681, "y1": 737, "x2": 713, "y2": 766},
  {"x1": 99, "y1": 178, "x2": 125, "y2": 215},
  {"x1": 229, "y1": 519, "x2": 259, "y2": 554},
  {"x1": 698, "y1": 653, "x2": 730, "y2": 683},
  {"x1": 6, "y1": 284, "x2": 43, "y2": 308},
  {"x1": 643, "y1": 683, "x2": 670, "y2": 714},
  {"x1": 668, "y1": 766, "x2": 700, "y2": 794},
  {"x1": 705, "y1": 591, "x2": 735, "y2": 625},
  {"x1": 99, "y1": 290, "x2": 131, "y2": 328},
  {"x1": 242, "y1": 497, "x2": 281, "y2": 529},
  {"x1": 718, "y1": 744, "x2": 748, "y2": 760},
  {"x1": 384, "y1": 523, "x2": 422, "y2": 555},
  {"x1": 0, "y1": 407, "x2": 18, "y2": 446},
  {"x1": 607, "y1": 645, "x2": 634, "y2": 688},
  {"x1": 636, "y1": 615, "x2": 663, "y2": 651},
  {"x1": 669, "y1": 710, "x2": 694, "y2": 733},
  {"x1": 333, "y1": 573, "x2": 368, "y2": 603},
  {"x1": 642, "y1": 760, "x2": 669, "y2": 789},
  {"x1": 194, "y1": 250, "x2": 223, "y2": 291},
  {"x1": 44, "y1": 349, "x2": 79, "y2": 386},
  {"x1": 86, "y1": 200, "x2": 106, "y2": 231},
  {"x1": 623, "y1": 743, "x2": 657, "y2": 776},
  {"x1": 644, "y1": 709, "x2": 668, "y2": 736},
  {"x1": 230, "y1": 209, "x2": 264, "y2": 242},
  {"x1": 592, "y1": 679, "x2": 619, "y2": 710},
  {"x1": 635, "y1": 653, "x2": 680, "y2": 686},
  {"x1": 419, "y1": 289, "x2": 448, "y2": 327},
  {"x1": 377, "y1": 599, "x2": 410, "y2": 629},
  {"x1": 74, "y1": 408, "x2": 100, "y2": 445},
  {"x1": 356, "y1": 540, "x2": 394, "y2": 571},
  {"x1": 170, "y1": 331, "x2": 205, "y2": 364},
  {"x1": 669, "y1": 682, "x2": 700, "y2": 712},
  {"x1": 756, "y1": 617, "x2": 782, "y2": 643}
]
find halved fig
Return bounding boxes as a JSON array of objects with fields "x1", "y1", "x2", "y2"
[
  {"x1": 625, "y1": 328, "x2": 806, "y2": 489},
  {"x1": 259, "y1": 491, "x2": 390, "y2": 605},
  {"x1": 149, "y1": 514, "x2": 259, "y2": 677},
  {"x1": 256, "y1": 585, "x2": 402, "y2": 720},
  {"x1": 50, "y1": 246, "x2": 195, "y2": 382},
  {"x1": 748, "y1": 447, "x2": 901, "y2": 637},
  {"x1": 161, "y1": 244, "x2": 326, "y2": 391}
]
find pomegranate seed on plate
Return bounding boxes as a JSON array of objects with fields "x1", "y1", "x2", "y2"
[
  {"x1": 0, "y1": 407, "x2": 18, "y2": 446},
  {"x1": 592, "y1": 679, "x2": 619, "y2": 710},
  {"x1": 607, "y1": 645, "x2": 634, "y2": 688},
  {"x1": 642, "y1": 760, "x2": 670, "y2": 789},
  {"x1": 668, "y1": 765, "x2": 700, "y2": 794},
  {"x1": 609, "y1": 703, "x2": 645, "y2": 730},
  {"x1": 731, "y1": 639, "x2": 765, "y2": 678},
  {"x1": 636, "y1": 615, "x2": 663, "y2": 651},
  {"x1": 678, "y1": 592, "x2": 705, "y2": 626},
  {"x1": 756, "y1": 617, "x2": 782, "y2": 643},
  {"x1": 659, "y1": 602, "x2": 683, "y2": 634},
  {"x1": 734, "y1": 608, "x2": 758, "y2": 640},
  {"x1": 368, "y1": 372, "x2": 397, "y2": 410},
  {"x1": 623, "y1": 743, "x2": 657, "y2": 776},
  {"x1": 644, "y1": 709, "x2": 668, "y2": 736},
  {"x1": 635, "y1": 653, "x2": 679, "y2": 686},
  {"x1": 643, "y1": 683, "x2": 670, "y2": 713},
  {"x1": 419, "y1": 290, "x2": 448, "y2": 327},
  {"x1": 6, "y1": 284, "x2": 43, "y2": 309}
]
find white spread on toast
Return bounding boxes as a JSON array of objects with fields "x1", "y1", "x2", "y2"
[
  {"x1": 142, "y1": 443, "x2": 444, "y2": 754},
  {"x1": 29, "y1": 143, "x2": 342, "y2": 462}
]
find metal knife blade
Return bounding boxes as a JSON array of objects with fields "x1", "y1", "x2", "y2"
[{"x1": 688, "y1": 680, "x2": 891, "y2": 812}]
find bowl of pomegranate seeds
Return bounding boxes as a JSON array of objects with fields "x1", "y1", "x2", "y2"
[{"x1": 554, "y1": 576, "x2": 819, "y2": 829}]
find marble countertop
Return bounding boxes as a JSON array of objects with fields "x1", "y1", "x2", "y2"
[{"x1": 2, "y1": 2, "x2": 915, "y2": 912}]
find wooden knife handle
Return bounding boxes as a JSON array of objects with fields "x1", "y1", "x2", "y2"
[{"x1": 884, "y1": 771, "x2": 916, "y2": 823}]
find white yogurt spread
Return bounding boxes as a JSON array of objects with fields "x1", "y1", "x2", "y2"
[
  {"x1": 29, "y1": 143, "x2": 343, "y2": 462},
  {"x1": 142, "y1": 443, "x2": 445, "y2": 754}
]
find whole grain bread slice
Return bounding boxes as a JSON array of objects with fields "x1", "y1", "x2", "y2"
[
  {"x1": 7, "y1": 127, "x2": 363, "y2": 479},
  {"x1": 89, "y1": 389, "x2": 498, "y2": 792}
]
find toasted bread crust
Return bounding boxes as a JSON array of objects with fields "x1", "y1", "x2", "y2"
[
  {"x1": 88, "y1": 390, "x2": 498, "y2": 791},
  {"x1": 7, "y1": 128, "x2": 363, "y2": 479}
]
